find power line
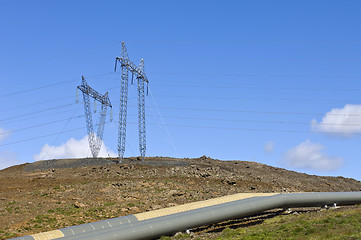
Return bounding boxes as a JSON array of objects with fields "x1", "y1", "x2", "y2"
[
  {"x1": 150, "y1": 94, "x2": 359, "y2": 103},
  {"x1": 0, "y1": 96, "x2": 76, "y2": 113},
  {"x1": 0, "y1": 115, "x2": 84, "y2": 136},
  {"x1": 0, "y1": 126, "x2": 86, "y2": 147},
  {"x1": 74, "y1": 78, "x2": 361, "y2": 92},
  {"x1": 0, "y1": 75, "x2": 359, "y2": 118},
  {"x1": 144, "y1": 114, "x2": 361, "y2": 127},
  {"x1": 4, "y1": 108, "x2": 81, "y2": 124},
  {"x1": 143, "y1": 105, "x2": 361, "y2": 117},
  {"x1": 0, "y1": 71, "x2": 116, "y2": 98},
  {"x1": 144, "y1": 122, "x2": 360, "y2": 135},
  {"x1": 0, "y1": 103, "x2": 77, "y2": 123},
  {"x1": 1, "y1": 118, "x2": 359, "y2": 149},
  {"x1": 2, "y1": 110, "x2": 359, "y2": 141},
  {"x1": 139, "y1": 121, "x2": 361, "y2": 135},
  {"x1": 148, "y1": 87, "x2": 179, "y2": 157},
  {"x1": 1, "y1": 71, "x2": 360, "y2": 106},
  {"x1": 151, "y1": 83, "x2": 361, "y2": 92},
  {"x1": 0, "y1": 79, "x2": 77, "y2": 98},
  {"x1": 129, "y1": 40, "x2": 361, "y2": 45},
  {"x1": 2, "y1": 111, "x2": 359, "y2": 141},
  {"x1": 0, "y1": 82, "x2": 122, "y2": 114},
  {"x1": 0, "y1": 41, "x2": 121, "y2": 71},
  {"x1": 0, "y1": 87, "x2": 356, "y2": 117},
  {"x1": 0, "y1": 90, "x2": 356, "y2": 118},
  {"x1": 38, "y1": 105, "x2": 82, "y2": 161},
  {"x1": 149, "y1": 71, "x2": 361, "y2": 79}
]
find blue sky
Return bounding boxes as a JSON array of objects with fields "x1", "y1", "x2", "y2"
[{"x1": 1, "y1": 1, "x2": 361, "y2": 180}]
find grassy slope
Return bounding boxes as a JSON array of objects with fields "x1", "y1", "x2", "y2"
[
  {"x1": 160, "y1": 205, "x2": 361, "y2": 240},
  {"x1": 216, "y1": 206, "x2": 361, "y2": 240}
]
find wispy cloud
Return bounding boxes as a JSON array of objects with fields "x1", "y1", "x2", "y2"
[
  {"x1": 282, "y1": 140, "x2": 343, "y2": 171},
  {"x1": 312, "y1": 104, "x2": 361, "y2": 137},
  {"x1": 264, "y1": 141, "x2": 275, "y2": 154},
  {"x1": 0, "y1": 151, "x2": 23, "y2": 170},
  {"x1": 33, "y1": 135, "x2": 117, "y2": 161},
  {"x1": 0, "y1": 127, "x2": 10, "y2": 142}
]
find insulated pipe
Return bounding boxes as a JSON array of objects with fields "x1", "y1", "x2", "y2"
[
  {"x1": 60, "y1": 192, "x2": 361, "y2": 240},
  {"x1": 12, "y1": 192, "x2": 361, "y2": 240},
  {"x1": 12, "y1": 193, "x2": 276, "y2": 240}
]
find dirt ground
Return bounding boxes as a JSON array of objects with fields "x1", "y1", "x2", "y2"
[{"x1": 1, "y1": 156, "x2": 360, "y2": 239}]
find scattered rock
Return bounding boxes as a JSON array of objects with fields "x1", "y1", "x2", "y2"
[
  {"x1": 167, "y1": 202, "x2": 178, "y2": 207},
  {"x1": 141, "y1": 182, "x2": 151, "y2": 188},
  {"x1": 120, "y1": 165, "x2": 133, "y2": 170},
  {"x1": 74, "y1": 201, "x2": 86, "y2": 208},
  {"x1": 112, "y1": 183, "x2": 123, "y2": 187},
  {"x1": 130, "y1": 206, "x2": 140, "y2": 212},
  {"x1": 174, "y1": 232, "x2": 183, "y2": 237},
  {"x1": 151, "y1": 205, "x2": 162, "y2": 210},
  {"x1": 226, "y1": 180, "x2": 237, "y2": 185},
  {"x1": 168, "y1": 190, "x2": 183, "y2": 197}
]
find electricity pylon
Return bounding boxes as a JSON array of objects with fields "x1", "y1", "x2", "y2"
[
  {"x1": 77, "y1": 76, "x2": 112, "y2": 158},
  {"x1": 115, "y1": 42, "x2": 149, "y2": 162}
]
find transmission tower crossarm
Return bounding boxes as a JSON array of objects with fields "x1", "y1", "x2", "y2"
[
  {"x1": 115, "y1": 58, "x2": 149, "y2": 83},
  {"x1": 78, "y1": 76, "x2": 112, "y2": 107}
]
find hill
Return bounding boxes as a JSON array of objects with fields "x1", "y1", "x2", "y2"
[{"x1": 0, "y1": 156, "x2": 360, "y2": 239}]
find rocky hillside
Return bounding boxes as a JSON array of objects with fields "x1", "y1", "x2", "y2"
[{"x1": 0, "y1": 156, "x2": 360, "y2": 239}]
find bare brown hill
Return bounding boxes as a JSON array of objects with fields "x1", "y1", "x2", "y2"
[{"x1": 0, "y1": 156, "x2": 360, "y2": 239}]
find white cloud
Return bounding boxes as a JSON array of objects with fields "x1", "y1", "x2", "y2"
[
  {"x1": 0, "y1": 151, "x2": 23, "y2": 170},
  {"x1": 33, "y1": 135, "x2": 117, "y2": 161},
  {"x1": 0, "y1": 127, "x2": 10, "y2": 142},
  {"x1": 311, "y1": 104, "x2": 361, "y2": 137},
  {"x1": 264, "y1": 141, "x2": 275, "y2": 154},
  {"x1": 282, "y1": 140, "x2": 343, "y2": 171}
]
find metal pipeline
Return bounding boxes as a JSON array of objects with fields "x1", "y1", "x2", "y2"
[{"x1": 12, "y1": 192, "x2": 361, "y2": 240}]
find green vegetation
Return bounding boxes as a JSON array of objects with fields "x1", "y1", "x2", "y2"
[
  {"x1": 174, "y1": 233, "x2": 191, "y2": 239},
  {"x1": 213, "y1": 207, "x2": 361, "y2": 240},
  {"x1": 17, "y1": 203, "x2": 119, "y2": 237},
  {"x1": 54, "y1": 205, "x2": 81, "y2": 216},
  {"x1": 127, "y1": 202, "x2": 135, "y2": 207},
  {"x1": 154, "y1": 187, "x2": 166, "y2": 192},
  {"x1": 159, "y1": 236, "x2": 172, "y2": 240},
  {"x1": 5, "y1": 201, "x2": 20, "y2": 213},
  {"x1": 29, "y1": 214, "x2": 57, "y2": 229},
  {"x1": 0, "y1": 231, "x2": 17, "y2": 239},
  {"x1": 103, "y1": 201, "x2": 116, "y2": 207},
  {"x1": 160, "y1": 234, "x2": 192, "y2": 240}
]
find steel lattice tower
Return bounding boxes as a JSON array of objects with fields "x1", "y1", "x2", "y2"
[
  {"x1": 137, "y1": 59, "x2": 146, "y2": 159},
  {"x1": 77, "y1": 76, "x2": 112, "y2": 158},
  {"x1": 115, "y1": 42, "x2": 149, "y2": 162}
]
